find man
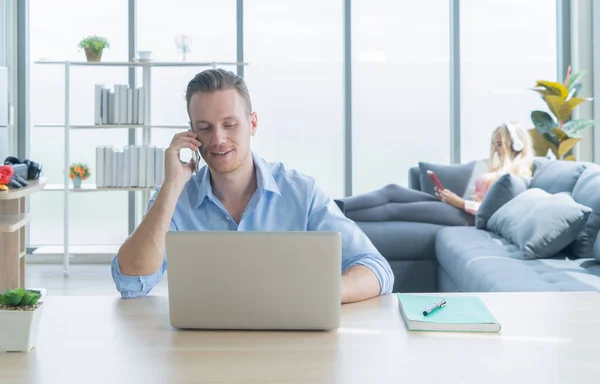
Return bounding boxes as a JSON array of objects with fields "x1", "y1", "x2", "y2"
[{"x1": 111, "y1": 69, "x2": 394, "y2": 303}]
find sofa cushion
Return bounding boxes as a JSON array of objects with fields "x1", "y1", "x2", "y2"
[
  {"x1": 418, "y1": 160, "x2": 486, "y2": 198},
  {"x1": 475, "y1": 173, "x2": 529, "y2": 229},
  {"x1": 530, "y1": 160, "x2": 588, "y2": 194},
  {"x1": 570, "y1": 164, "x2": 600, "y2": 261},
  {"x1": 487, "y1": 188, "x2": 592, "y2": 259},
  {"x1": 409, "y1": 167, "x2": 421, "y2": 191},
  {"x1": 436, "y1": 227, "x2": 600, "y2": 292},
  {"x1": 356, "y1": 221, "x2": 441, "y2": 262}
]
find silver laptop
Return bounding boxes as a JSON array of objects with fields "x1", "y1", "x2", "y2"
[{"x1": 165, "y1": 231, "x2": 342, "y2": 331}]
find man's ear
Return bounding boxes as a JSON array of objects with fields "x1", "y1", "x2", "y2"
[{"x1": 250, "y1": 112, "x2": 258, "y2": 136}]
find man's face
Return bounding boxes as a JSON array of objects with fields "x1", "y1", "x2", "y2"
[{"x1": 189, "y1": 89, "x2": 257, "y2": 174}]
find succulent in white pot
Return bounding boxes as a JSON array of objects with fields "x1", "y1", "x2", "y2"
[{"x1": 0, "y1": 288, "x2": 44, "y2": 352}]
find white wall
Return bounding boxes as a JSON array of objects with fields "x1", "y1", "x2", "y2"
[
  {"x1": 6, "y1": 0, "x2": 17, "y2": 159},
  {"x1": 0, "y1": 0, "x2": 5, "y2": 67},
  {"x1": 571, "y1": 0, "x2": 594, "y2": 163},
  {"x1": 0, "y1": 0, "x2": 9, "y2": 161},
  {"x1": 0, "y1": 68, "x2": 8, "y2": 162},
  {"x1": 594, "y1": 0, "x2": 600, "y2": 163}
]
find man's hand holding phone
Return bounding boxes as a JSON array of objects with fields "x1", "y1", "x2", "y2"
[
  {"x1": 164, "y1": 130, "x2": 202, "y2": 190},
  {"x1": 117, "y1": 130, "x2": 202, "y2": 277}
]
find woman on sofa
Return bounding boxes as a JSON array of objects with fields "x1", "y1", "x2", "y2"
[
  {"x1": 339, "y1": 121, "x2": 534, "y2": 226},
  {"x1": 436, "y1": 121, "x2": 534, "y2": 214}
]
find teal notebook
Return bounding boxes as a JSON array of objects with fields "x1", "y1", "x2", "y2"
[{"x1": 397, "y1": 293, "x2": 501, "y2": 333}]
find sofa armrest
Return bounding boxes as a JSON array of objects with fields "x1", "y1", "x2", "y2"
[{"x1": 409, "y1": 167, "x2": 421, "y2": 191}]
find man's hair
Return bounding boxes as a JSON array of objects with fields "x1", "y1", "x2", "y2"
[{"x1": 185, "y1": 68, "x2": 252, "y2": 116}]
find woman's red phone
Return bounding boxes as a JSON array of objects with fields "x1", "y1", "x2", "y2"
[{"x1": 427, "y1": 170, "x2": 444, "y2": 190}]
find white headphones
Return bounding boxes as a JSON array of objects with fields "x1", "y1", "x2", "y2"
[{"x1": 504, "y1": 121, "x2": 524, "y2": 153}]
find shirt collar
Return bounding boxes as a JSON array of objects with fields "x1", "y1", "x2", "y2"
[{"x1": 193, "y1": 151, "x2": 281, "y2": 208}]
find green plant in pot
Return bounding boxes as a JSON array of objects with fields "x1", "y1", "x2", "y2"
[
  {"x1": 529, "y1": 66, "x2": 594, "y2": 161},
  {"x1": 78, "y1": 35, "x2": 110, "y2": 62},
  {"x1": 0, "y1": 289, "x2": 44, "y2": 352}
]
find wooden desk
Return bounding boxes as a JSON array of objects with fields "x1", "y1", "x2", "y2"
[
  {"x1": 0, "y1": 178, "x2": 46, "y2": 292},
  {"x1": 1, "y1": 292, "x2": 599, "y2": 383}
]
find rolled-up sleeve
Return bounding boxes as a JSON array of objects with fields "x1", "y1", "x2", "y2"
[
  {"x1": 307, "y1": 182, "x2": 394, "y2": 295},
  {"x1": 111, "y1": 255, "x2": 167, "y2": 299}
]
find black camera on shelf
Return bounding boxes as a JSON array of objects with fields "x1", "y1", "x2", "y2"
[{"x1": 3, "y1": 156, "x2": 43, "y2": 189}]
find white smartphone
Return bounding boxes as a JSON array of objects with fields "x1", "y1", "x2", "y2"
[
  {"x1": 192, "y1": 149, "x2": 202, "y2": 173},
  {"x1": 188, "y1": 129, "x2": 202, "y2": 174}
]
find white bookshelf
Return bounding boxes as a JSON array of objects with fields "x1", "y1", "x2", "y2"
[
  {"x1": 34, "y1": 124, "x2": 189, "y2": 129},
  {"x1": 44, "y1": 183, "x2": 156, "y2": 192},
  {"x1": 35, "y1": 60, "x2": 245, "y2": 68},
  {"x1": 34, "y1": 60, "x2": 248, "y2": 276}
]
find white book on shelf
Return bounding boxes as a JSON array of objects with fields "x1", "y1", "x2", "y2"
[
  {"x1": 104, "y1": 146, "x2": 114, "y2": 188},
  {"x1": 123, "y1": 146, "x2": 130, "y2": 187},
  {"x1": 133, "y1": 88, "x2": 138, "y2": 125},
  {"x1": 155, "y1": 146, "x2": 160, "y2": 187},
  {"x1": 96, "y1": 145, "x2": 105, "y2": 188},
  {"x1": 130, "y1": 145, "x2": 139, "y2": 187},
  {"x1": 107, "y1": 91, "x2": 113, "y2": 125},
  {"x1": 138, "y1": 145, "x2": 147, "y2": 187},
  {"x1": 156, "y1": 147, "x2": 165, "y2": 186},
  {"x1": 120, "y1": 85, "x2": 128, "y2": 125},
  {"x1": 138, "y1": 87, "x2": 145, "y2": 124},
  {"x1": 101, "y1": 88, "x2": 109, "y2": 125},
  {"x1": 135, "y1": 88, "x2": 140, "y2": 124},
  {"x1": 117, "y1": 151, "x2": 124, "y2": 188},
  {"x1": 113, "y1": 86, "x2": 120, "y2": 125},
  {"x1": 113, "y1": 85, "x2": 120, "y2": 125},
  {"x1": 108, "y1": 89, "x2": 113, "y2": 124},
  {"x1": 94, "y1": 85, "x2": 102, "y2": 125},
  {"x1": 112, "y1": 149, "x2": 118, "y2": 188},
  {"x1": 146, "y1": 145, "x2": 155, "y2": 187},
  {"x1": 127, "y1": 88, "x2": 133, "y2": 124}
]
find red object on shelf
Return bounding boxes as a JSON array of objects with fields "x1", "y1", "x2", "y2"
[{"x1": 0, "y1": 165, "x2": 15, "y2": 185}]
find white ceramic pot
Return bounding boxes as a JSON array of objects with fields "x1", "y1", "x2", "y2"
[{"x1": 0, "y1": 303, "x2": 44, "y2": 352}]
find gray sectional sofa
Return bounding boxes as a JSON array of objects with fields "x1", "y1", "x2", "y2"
[{"x1": 337, "y1": 159, "x2": 600, "y2": 293}]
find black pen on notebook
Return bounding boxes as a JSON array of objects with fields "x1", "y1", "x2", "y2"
[{"x1": 423, "y1": 298, "x2": 447, "y2": 316}]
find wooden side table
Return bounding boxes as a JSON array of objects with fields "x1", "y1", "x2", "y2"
[{"x1": 0, "y1": 178, "x2": 46, "y2": 292}]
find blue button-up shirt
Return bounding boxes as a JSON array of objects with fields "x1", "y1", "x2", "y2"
[{"x1": 111, "y1": 152, "x2": 394, "y2": 298}]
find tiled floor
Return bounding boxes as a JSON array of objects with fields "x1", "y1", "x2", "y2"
[{"x1": 25, "y1": 264, "x2": 169, "y2": 296}]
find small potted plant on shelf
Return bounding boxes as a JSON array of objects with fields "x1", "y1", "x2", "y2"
[
  {"x1": 69, "y1": 162, "x2": 91, "y2": 189},
  {"x1": 78, "y1": 35, "x2": 110, "y2": 62},
  {"x1": 0, "y1": 289, "x2": 44, "y2": 352}
]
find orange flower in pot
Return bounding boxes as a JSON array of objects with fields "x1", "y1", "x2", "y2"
[{"x1": 69, "y1": 163, "x2": 91, "y2": 189}]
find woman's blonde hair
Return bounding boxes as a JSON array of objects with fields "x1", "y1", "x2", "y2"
[{"x1": 487, "y1": 121, "x2": 534, "y2": 179}]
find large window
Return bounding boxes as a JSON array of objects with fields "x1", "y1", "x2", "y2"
[
  {"x1": 137, "y1": 0, "x2": 237, "y2": 152},
  {"x1": 0, "y1": 0, "x2": 10, "y2": 162},
  {"x1": 460, "y1": 0, "x2": 557, "y2": 163},
  {"x1": 244, "y1": 0, "x2": 344, "y2": 198},
  {"x1": 351, "y1": 1, "x2": 450, "y2": 194},
  {"x1": 29, "y1": 0, "x2": 129, "y2": 246},
  {"x1": 25, "y1": 1, "x2": 559, "y2": 251}
]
